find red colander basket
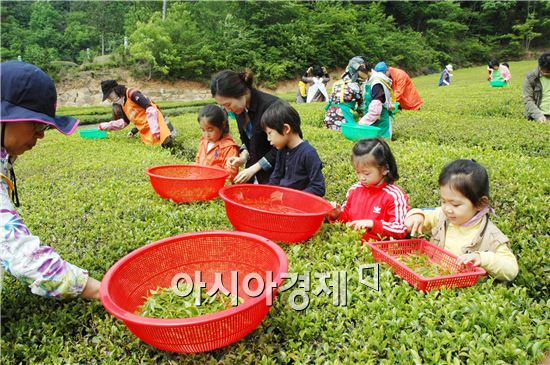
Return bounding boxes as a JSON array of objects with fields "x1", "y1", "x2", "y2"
[
  {"x1": 100, "y1": 231, "x2": 288, "y2": 353},
  {"x1": 145, "y1": 164, "x2": 229, "y2": 203},
  {"x1": 218, "y1": 184, "x2": 333, "y2": 243},
  {"x1": 368, "y1": 239, "x2": 486, "y2": 292}
]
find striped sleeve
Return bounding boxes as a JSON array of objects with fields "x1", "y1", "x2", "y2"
[{"x1": 371, "y1": 185, "x2": 410, "y2": 239}]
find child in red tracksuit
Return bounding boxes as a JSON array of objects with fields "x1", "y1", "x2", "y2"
[{"x1": 328, "y1": 138, "x2": 409, "y2": 241}]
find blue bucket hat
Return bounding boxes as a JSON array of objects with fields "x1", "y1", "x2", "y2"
[
  {"x1": 374, "y1": 61, "x2": 388, "y2": 73},
  {"x1": 1, "y1": 61, "x2": 79, "y2": 135}
]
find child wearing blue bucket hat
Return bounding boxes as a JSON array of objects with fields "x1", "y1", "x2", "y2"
[{"x1": 0, "y1": 61, "x2": 101, "y2": 300}]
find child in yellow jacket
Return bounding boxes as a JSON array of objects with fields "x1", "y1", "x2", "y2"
[
  {"x1": 195, "y1": 105, "x2": 240, "y2": 181},
  {"x1": 405, "y1": 159, "x2": 518, "y2": 281}
]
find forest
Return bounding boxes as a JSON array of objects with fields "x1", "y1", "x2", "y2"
[{"x1": 1, "y1": 1, "x2": 549, "y2": 85}]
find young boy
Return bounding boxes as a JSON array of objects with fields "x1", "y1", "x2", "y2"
[{"x1": 260, "y1": 100, "x2": 326, "y2": 197}]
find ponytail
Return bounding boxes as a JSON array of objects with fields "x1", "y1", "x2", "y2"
[{"x1": 211, "y1": 69, "x2": 254, "y2": 98}]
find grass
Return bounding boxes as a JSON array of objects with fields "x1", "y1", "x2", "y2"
[{"x1": 1, "y1": 60, "x2": 549, "y2": 364}]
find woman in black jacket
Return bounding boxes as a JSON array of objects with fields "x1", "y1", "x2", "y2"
[{"x1": 210, "y1": 70, "x2": 281, "y2": 184}]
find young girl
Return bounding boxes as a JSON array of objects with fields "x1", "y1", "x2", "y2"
[
  {"x1": 195, "y1": 105, "x2": 240, "y2": 181},
  {"x1": 405, "y1": 159, "x2": 518, "y2": 282},
  {"x1": 328, "y1": 138, "x2": 409, "y2": 241}
]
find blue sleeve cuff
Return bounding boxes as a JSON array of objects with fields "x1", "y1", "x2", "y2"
[{"x1": 258, "y1": 157, "x2": 272, "y2": 171}]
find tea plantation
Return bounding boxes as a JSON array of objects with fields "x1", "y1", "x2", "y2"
[{"x1": 1, "y1": 61, "x2": 548, "y2": 364}]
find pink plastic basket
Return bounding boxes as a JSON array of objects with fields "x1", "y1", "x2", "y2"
[
  {"x1": 218, "y1": 184, "x2": 333, "y2": 243},
  {"x1": 368, "y1": 239, "x2": 486, "y2": 292},
  {"x1": 145, "y1": 164, "x2": 229, "y2": 203},
  {"x1": 100, "y1": 231, "x2": 288, "y2": 353}
]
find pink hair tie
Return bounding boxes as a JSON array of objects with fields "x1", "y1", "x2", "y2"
[{"x1": 462, "y1": 205, "x2": 495, "y2": 227}]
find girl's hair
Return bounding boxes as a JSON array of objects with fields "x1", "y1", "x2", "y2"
[
  {"x1": 438, "y1": 159, "x2": 489, "y2": 206},
  {"x1": 112, "y1": 103, "x2": 124, "y2": 120},
  {"x1": 312, "y1": 65, "x2": 324, "y2": 77},
  {"x1": 352, "y1": 138, "x2": 399, "y2": 183},
  {"x1": 488, "y1": 59, "x2": 500, "y2": 69},
  {"x1": 198, "y1": 104, "x2": 229, "y2": 136},
  {"x1": 260, "y1": 100, "x2": 303, "y2": 138},
  {"x1": 113, "y1": 84, "x2": 127, "y2": 97},
  {"x1": 210, "y1": 70, "x2": 254, "y2": 98}
]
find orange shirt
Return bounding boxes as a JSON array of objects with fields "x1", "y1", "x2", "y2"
[
  {"x1": 389, "y1": 67, "x2": 423, "y2": 110},
  {"x1": 195, "y1": 135, "x2": 240, "y2": 181}
]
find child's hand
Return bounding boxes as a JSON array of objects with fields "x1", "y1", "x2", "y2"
[
  {"x1": 405, "y1": 214, "x2": 425, "y2": 236},
  {"x1": 328, "y1": 201, "x2": 341, "y2": 219},
  {"x1": 346, "y1": 220, "x2": 373, "y2": 230},
  {"x1": 226, "y1": 156, "x2": 245, "y2": 169},
  {"x1": 457, "y1": 252, "x2": 481, "y2": 267}
]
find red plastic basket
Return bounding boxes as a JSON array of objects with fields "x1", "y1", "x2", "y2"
[
  {"x1": 100, "y1": 231, "x2": 288, "y2": 353},
  {"x1": 368, "y1": 239, "x2": 486, "y2": 292},
  {"x1": 218, "y1": 184, "x2": 333, "y2": 243},
  {"x1": 145, "y1": 164, "x2": 229, "y2": 203}
]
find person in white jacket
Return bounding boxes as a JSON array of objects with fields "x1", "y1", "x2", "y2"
[{"x1": 0, "y1": 61, "x2": 101, "y2": 299}]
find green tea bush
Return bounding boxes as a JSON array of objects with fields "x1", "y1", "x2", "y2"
[{"x1": 1, "y1": 61, "x2": 548, "y2": 364}]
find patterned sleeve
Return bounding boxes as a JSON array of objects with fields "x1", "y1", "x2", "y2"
[{"x1": 0, "y1": 185, "x2": 88, "y2": 298}]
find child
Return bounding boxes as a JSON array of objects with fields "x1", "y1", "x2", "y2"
[
  {"x1": 405, "y1": 159, "x2": 518, "y2": 282},
  {"x1": 195, "y1": 105, "x2": 240, "y2": 181},
  {"x1": 260, "y1": 100, "x2": 325, "y2": 197},
  {"x1": 438, "y1": 64, "x2": 453, "y2": 86},
  {"x1": 328, "y1": 138, "x2": 409, "y2": 240}
]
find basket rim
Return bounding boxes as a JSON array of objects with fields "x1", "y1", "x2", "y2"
[
  {"x1": 367, "y1": 238, "x2": 487, "y2": 279},
  {"x1": 341, "y1": 122, "x2": 382, "y2": 131},
  {"x1": 218, "y1": 184, "x2": 333, "y2": 217},
  {"x1": 100, "y1": 230, "x2": 289, "y2": 327},
  {"x1": 145, "y1": 164, "x2": 229, "y2": 181}
]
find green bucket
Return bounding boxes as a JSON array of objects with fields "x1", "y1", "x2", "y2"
[
  {"x1": 489, "y1": 80, "x2": 506, "y2": 88},
  {"x1": 341, "y1": 123, "x2": 383, "y2": 142},
  {"x1": 80, "y1": 129, "x2": 107, "y2": 139}
]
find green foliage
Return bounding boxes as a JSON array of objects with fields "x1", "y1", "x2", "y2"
[
  {"x1": 3, "y1": 1, "x2": 550, "y2": 83},
  {"x1": 136, "y1": 286, "x2": 243, "y2": 319},
  {"x1": 1, "y1": 61, "x2": 549, "y2": 363}
]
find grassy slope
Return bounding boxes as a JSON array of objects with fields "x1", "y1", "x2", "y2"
[{"x1": 1, "y1": 61, "x2": 549, "y2": 364}]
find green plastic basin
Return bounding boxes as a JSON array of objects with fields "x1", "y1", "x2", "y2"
[
  {"x1": 80, "y1": 129, "x2": 107, "y2": 139},
  {"x1": 341, "y1": 123, "x2": 383, "y2": 141}
]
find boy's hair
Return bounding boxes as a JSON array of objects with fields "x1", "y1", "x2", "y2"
[
  {"x1": 198, "y1": 104, "x2": 229, "y2": 135},
  {"x1": 488, "y1": 59, "x2": 500, "y2": 69},
  {"x1": 539, "y1": 52, "x2": 550, "y2": 70},
  {"x1": 260, "y1": 100, "x2": 303, "y2": 138},
  {"x1": 210, "y1": 70, "x2": 254, "y2": 98},
  {"x1": 352, "y1": 137, "x2": 399, "y2": 184},
  {"x1": 438, "y1": 159, "x2": 489, "y2": 206}
]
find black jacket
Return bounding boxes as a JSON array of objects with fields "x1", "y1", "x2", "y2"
[{"x1": 234, "y1": 89, "x2": 280, "y2": 183}]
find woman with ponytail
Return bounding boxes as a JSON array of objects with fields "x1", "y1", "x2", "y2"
[{"x1": 210, "y1": 70, "x2": 281, "y2": 184}]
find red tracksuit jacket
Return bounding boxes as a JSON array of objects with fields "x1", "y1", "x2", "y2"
[{"x1": 332, "y1": 181, "x2": 410, "y2": 241}]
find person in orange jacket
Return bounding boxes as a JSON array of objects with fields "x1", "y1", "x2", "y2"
[
  {"x1": 98, "y1": 80, "x2": 176, "y2": 147},
  {"x1": 195, "y1": 105, "x2": 240, "y2": 181},
  {"x1": 375, "y1": 62, "x2": 424, "y2": 110}
]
